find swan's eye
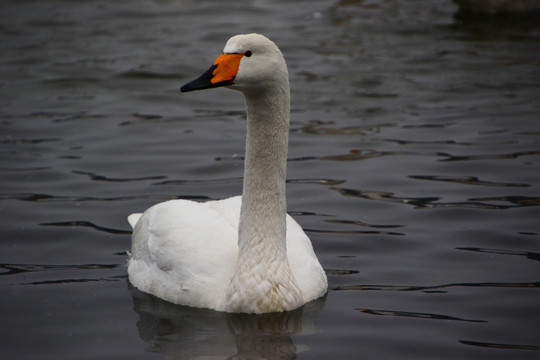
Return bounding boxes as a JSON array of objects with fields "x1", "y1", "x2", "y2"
[{"x1": 244, "y1": 50, "x2": 252, "y2": 57}]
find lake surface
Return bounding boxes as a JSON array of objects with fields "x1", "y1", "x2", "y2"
[{"x1": 1, "y1": 0, "x2": 539, "y2": 359}]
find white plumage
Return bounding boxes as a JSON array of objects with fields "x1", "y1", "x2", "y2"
[{"x1": 127, "y1": 34, "x2": 327, "y2": 314}]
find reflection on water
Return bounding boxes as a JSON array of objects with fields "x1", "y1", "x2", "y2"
[{"x1": 130, "y1": 284, "x2": 326, "y2": 359}]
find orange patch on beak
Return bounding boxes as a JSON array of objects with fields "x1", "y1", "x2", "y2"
[{"x1": 211, "y1": 53, "x2": 243, "y2": 84}]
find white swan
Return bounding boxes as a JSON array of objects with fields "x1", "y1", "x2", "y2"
[{"x1": 127, "y1": 33, "x2": 327, "y2": 314}]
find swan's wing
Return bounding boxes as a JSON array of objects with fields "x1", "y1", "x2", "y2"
[
  {"x1": 286, "y1": 215, "x2": 328, "y2": 301},
  {"x1": 128, "y1": 198, "x2": 240, "y2": 310},
  {"x1": 127, "y1": 213, "x2": 142, "y2": 228}
]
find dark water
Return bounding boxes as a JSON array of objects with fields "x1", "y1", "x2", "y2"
[{"x1": 1, "y1": 0, "x2": 539, "y2": 359}]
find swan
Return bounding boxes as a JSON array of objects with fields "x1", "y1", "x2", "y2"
[{"x1": 127, "y1": 33, "x2": 327, "y2": 314}]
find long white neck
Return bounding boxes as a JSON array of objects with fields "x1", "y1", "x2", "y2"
[
  {"x1": 241, "y1": 87, "x2": 289, "y2": 255},
  {"x1": 224, "y1": 82, "x2": 304, "y2": 313}
]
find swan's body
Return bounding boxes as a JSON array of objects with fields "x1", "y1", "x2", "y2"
[{"x1": 127, "y1": 34, "x2": 327, "y2": 314}]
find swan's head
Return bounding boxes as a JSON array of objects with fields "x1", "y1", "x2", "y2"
[{"x1": 180, "y1": 33, "x2": 288, "y2": 94}]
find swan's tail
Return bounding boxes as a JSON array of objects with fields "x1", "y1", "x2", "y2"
[{"x1": 127, "y1": 213, "x2": 142, "y2": 228}]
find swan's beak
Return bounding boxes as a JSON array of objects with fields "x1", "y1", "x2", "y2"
[{"x1": 181, "y1": 53, "x2": 243, "y2": 92}]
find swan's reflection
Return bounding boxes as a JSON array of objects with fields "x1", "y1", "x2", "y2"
[{"x1": 129, "y1": 284, "x2": 326, "y2": 359}]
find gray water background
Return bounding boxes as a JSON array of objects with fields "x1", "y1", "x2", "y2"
[{"x1": 1, "y1": 0, "x2": 539, "y2": 359}]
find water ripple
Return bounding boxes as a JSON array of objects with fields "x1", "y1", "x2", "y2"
[
  {"x1": 457, "y1": 247, "x2": 540, "y2": 261},
  {"x1": 306, "y1": 228, "x2": 404, "y2": 236},
  {"x1": 24, "y1": 111, "x2": 105, "y2": 123},
  {"x1": 40, "y1": 221, "x2": 131, "y2": 235},
  {"x1": 0, "y1": 193, "x2": 209, "y2": 203},
  {"x1": 332, "y1": 187, "x2": 440, "y2": 208},
  {"x1": 325, "y1": 269, "x2": 360, "y2": 275},
  {"x1": 155, "y1": 177, "x2": 242, "y2": 186},
  {"x1": 437, "y1": 150, "x2": 540, "y2": 162},
  {"x1": 322, "y1": 149, "x2": 412, "y2": 162},
  {"x1": 73, "y1": 170, "x2": 167, "y2": 182},
  {"x1": 0, "y1": 262, "x2": 120, "y2": 276},
  {"x1": 325, "y1": 219, "x2": 406, "y2": 229},
  {"x1": 117, "y1": 69, "x2": 184, "y2": 80},
  {"x1": 358, "y1": 308, "x2": 485, "y2": 323},
  {"x1": 383, "y1": 138, "x2": 473, "y2": 146},
  {"x1": 409, "y1": 175, "x2": 530, "y2": 187},
  {"x1": 333, "y1": 281, "x2": 540, "y2": 293},
  {"x1": 2, "y1": 137, "x2": 62, "y2": 145},
  {"x1": 301, "y1": 120, "x2": 396, "y2": 135},
  {"x1": 287, "y1": 178, "x2": 346, "y2": 186},
  {"x1": 459, "y1": 340, "x2": 540, "y2": 351},
  {"x1": 21, "y1": 277, "x2": 121, "y2": 286},
  {"x1": 332, "y1": 187, "x2": 540, "y2": 209},
  {"x1": 307, "y1": 219, "x2": 406, "y2": 236}
]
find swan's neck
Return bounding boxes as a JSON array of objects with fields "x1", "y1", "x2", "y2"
[
  {"x1": 241, "y1": 88, "x2": 290, "y2": 252},
  {"x1": 224, "y1": 84, "x2": 304, "y2": 313}
]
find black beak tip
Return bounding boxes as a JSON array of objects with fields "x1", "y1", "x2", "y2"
[{"x1": 180, "y1": 64, "x2": 217, "y2": 93}]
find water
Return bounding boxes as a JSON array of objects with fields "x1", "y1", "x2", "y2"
[{"x1": 1, "y1": 0, "x2": 539, "y2": 359}]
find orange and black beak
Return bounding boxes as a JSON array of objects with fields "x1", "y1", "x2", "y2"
[{"x1": 181, "y1": 53, "x2": 243, "y2": 93}]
